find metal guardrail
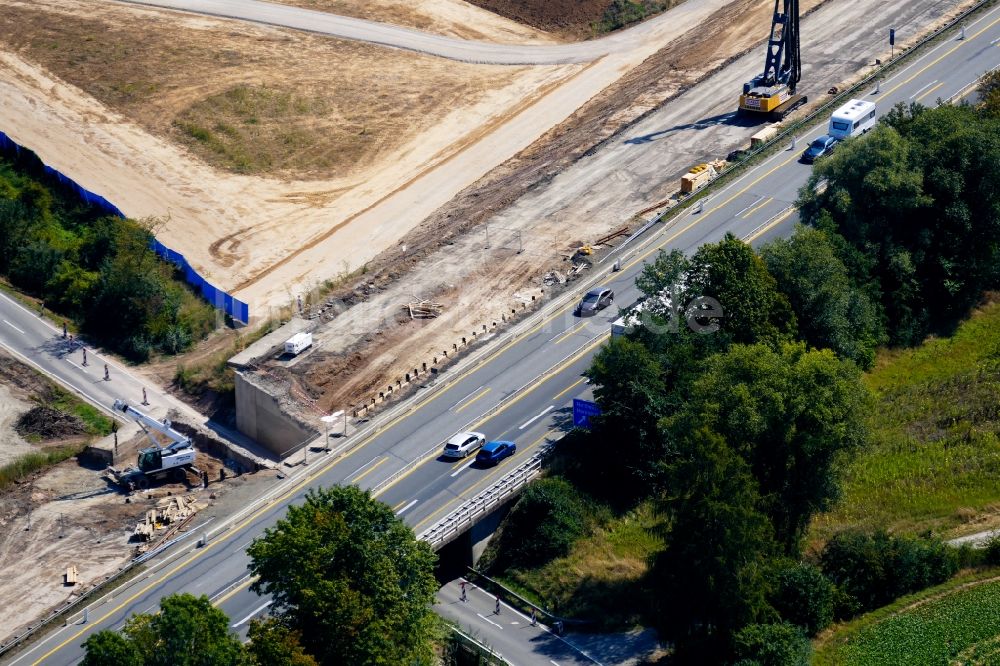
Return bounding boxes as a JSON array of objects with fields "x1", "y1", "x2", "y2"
[
  {"x1": 419, "y1": 445, "x2": 550, "y2": 549},
  {"x1": 2, "y1": 2, "x2": 993, "y2": 659}
]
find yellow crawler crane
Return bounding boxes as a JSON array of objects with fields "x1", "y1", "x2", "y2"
[{"x1": 739, "y1": 0, "x2": 807, "y2": 121}]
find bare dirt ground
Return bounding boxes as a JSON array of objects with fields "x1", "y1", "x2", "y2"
[
  {"x1": 0, "y1": 0, "x2": 579, "y2": 309},
  {"x1": 259, "y1": 0, "x2": 974, "y2": 421},
  {"x1": 0, "y1": 384, "x2": 32, "y2": 467},
  {"x1": 271, "y1": 0, "x2": 559, "y2": 43},
  {"x1": 0, "y1": 428, "x2": 275, "y2": 643}
]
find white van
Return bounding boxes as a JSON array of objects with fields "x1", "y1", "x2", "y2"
[{"x1": 828, "y1": 99, "x2": 877, "y2": 140}]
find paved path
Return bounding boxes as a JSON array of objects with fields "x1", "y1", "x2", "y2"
[
  {"x1": 120, "y1": 0, "x2": 731, "y2": 65},
  {"x1": 5, "y1": 4, "x2": 1000, "y2": 663}
]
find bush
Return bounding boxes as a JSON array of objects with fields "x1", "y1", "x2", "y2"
[
  {"x1": 983, "y1": 535, "x2": 1000, "y2": 566},
  {"x1": 732, "y1": 622, "x2": 811, "y2": 666},
  {"x1": 770, "y1": 562, "x2": 834, "y2": 636},
  {"x1": 820, "y1": 530, "x2": 958, "y2": 616},
  {"x1": 485, "y1": 477, "x2": 589, "y2": 570}
]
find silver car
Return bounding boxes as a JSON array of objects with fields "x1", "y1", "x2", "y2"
[{"x1": 441, "y1": 431, "x2": 487, "y2": 459}]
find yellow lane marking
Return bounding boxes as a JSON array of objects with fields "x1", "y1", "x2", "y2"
[
  {"x1": 553, "y1": 377, "x2": 587, "y2": 402},
  {"x1": 620, "y1": 152, "x2": 803, "y2": 274},
  {"x1": 469, "y1": 333, "x2": 608, "y2": 432},
  {"x1": 393, "y1": 499, "x2": 410, "y2": 511},
  {"x1": 412, "y1": 429, "x2": 558, "y2": 533},
  {"x1": 746, "y1": 207, "x2": 798, "y2": 243},
  {"x1": 214, "y1": 576, "x2": 258, "y2": 608},
  {"x1": 741, "y1": 196, "x2": 773, "y2": 218},
  {"x1": 454, "y1": 387, "x2": 491, "y2": 414},
  {"x1": 372, "y1": 452, "x2": 436, "y2": 498},
  {"x1": 376, "y1": 334, "x2": 606, "y2": 502},
  {"x1": 552, "y1": 320, "x2": 589, "y2": 345},
  {"x1": 883, "y1": 14, "x2": 1000, "y2": 98},
  {"x1": 31, "y1": 430, "x2": 371, "y2": 664},
  {"x1": 349, "y1": 456, "x2": 388, "y2": 484},
  {"x1": 916, "y1": 81, "x2": 945, "y2": 102}
]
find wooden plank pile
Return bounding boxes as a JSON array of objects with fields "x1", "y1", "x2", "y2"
[
  {"x1": 407, "y1": 301, "x2": 443, "y2": 319},
  {"x1": 133, "y1": 495, "x2": 199, "y2": 542}
]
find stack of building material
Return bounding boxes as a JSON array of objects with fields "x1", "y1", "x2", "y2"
[
  {"x1": 407, "y1": 301, "x2": 443, "y2": 319},
  {"x1": 133, "y1": 495, "x2": 200, "y2": 542}
]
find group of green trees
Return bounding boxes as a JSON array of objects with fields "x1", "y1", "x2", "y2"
[
  {"x1": 0, "y1": 150, "x2": 215, "y2": 361},
  {"x1": 83, "y1": 486, "x2": 441, "y2": 665},
  {"x1": 488, "y1": 88, "x2": 1000, "y2": 664}
]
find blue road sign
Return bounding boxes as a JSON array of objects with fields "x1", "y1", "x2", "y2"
[{"x1": 573, "y1": 399, "x2": 601, "y2": 429}]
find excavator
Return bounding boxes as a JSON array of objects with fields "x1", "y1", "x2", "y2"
[
  {"x1": 738, "y1": 0, "x2": 806, "y2": 121},
  {"x1": 105, "y1": 399, "x2": 198, "y2": 491}
]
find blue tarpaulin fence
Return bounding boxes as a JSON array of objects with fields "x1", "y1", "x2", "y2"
[{"x1": 0, "y1": 130, "x2": 249, "y2": 323}]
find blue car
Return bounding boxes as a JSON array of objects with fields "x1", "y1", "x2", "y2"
[{"x1": 476, "y1": 441, "x2": 516, "y2": 466}]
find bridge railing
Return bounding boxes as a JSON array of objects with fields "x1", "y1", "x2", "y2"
[{"x1": 419, "y1": 442, "x2": 555, "y2": 549}]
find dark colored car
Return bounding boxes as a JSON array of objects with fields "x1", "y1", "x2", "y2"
[
  {"x1": 801, "y1": 135, "x2": 838, "y2": 164},
  {"x1": 476, "y1": 441, "x2": 516, "y2": 466},
  {"x1": 576, "y1": 287, "x2": 614, "y2": 316}
]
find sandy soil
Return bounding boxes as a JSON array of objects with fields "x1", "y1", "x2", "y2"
[
  {"x1": 0, "y1": 384, "x2": 32, "y2": 467},
  {"x1": 259, "y1": 0, "x2": 974, "y2": 419},
  {"x1": 0, "y1": 0, "x2": 582, "y2": 314},
  {"x1": 0, "y1": 430, "x2": 274, "y2": 643},
  {"x1": 271, "y1": 0, "x2": 560, "y2": 43}
]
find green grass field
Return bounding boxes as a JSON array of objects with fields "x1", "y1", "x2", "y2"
[
  {"x1": 498, "y1": 501, "x2": 664, "y2": 629},
  {"x1": 811, "y1": 297, "x2": 1000, "y2": 542},
  {"x1": 814, "y1": 568, "x2": 1000, "y2": 665}
]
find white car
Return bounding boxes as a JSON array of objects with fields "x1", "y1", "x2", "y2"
[{"x1": 441, "y1": 431, "x2": 486, "y2": 459}]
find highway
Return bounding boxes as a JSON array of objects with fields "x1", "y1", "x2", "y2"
[
  {"x1": 4, "y1": 3, "x2": 999, "y2": 664},
  {"x1": 120, "y1": 0, "x2": 733, "y2": 65}
]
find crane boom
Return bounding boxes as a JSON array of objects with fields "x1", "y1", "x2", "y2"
[
  {"x1": 738, "y1": 0, "x2": 806, "y2": 120},
  {"x1": 113, "y1": 399, "x2": 191, "y2": 452}
]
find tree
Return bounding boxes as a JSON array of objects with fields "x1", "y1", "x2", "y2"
[
  {"x1": 977, "y1": 68, "x2": 1000, "y2": 118},
  {"x1": 483, "y1": 477, "x2": 589, "y2": 570},
  {"x1": 82, "y1": 594, "x2": 244, "y2": 666},
  {"x1": 770, "y1": 562, "x2": 834, "y2": 636},
  {"x1": 247, "y1": 486, "x2": 439, "y2": 666},
  {"x1": 665, "y1": 343, "x2": 868, "y2": 553},
  {"x1": 652, "y1": 428, "x2": 779, "y2": 659},
  {"x1": 246, "y1": 618, "x2": 316, "y2": 666},
  {"x1": 81, "y1": 631, "x2": 142, "y2": 666},
  {"x1": 761, "y1": 226, "x2": 884, "y2": 368},
  {"x1": 799, "y1": 104, "x2": 1000, "y2": 345},
  {"x1": 732, "y1": 622, "x2": 811, "y2": 666},
  {"x1": 586, "y1": 336, "x2": 669, "y2": 493},
  {"x1": 820, "y1": 530, "x2": 958, "y2": 616},
  {"x1": 687, "y1": 233, "x2": 797, "y2": 350}
]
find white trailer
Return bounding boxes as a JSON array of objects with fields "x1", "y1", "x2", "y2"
[
  {"x1": 828, "y1": 99, "x2": 877, "y2": 140},
  {"x1": 284, "y1": 332, "x2": 313, "y2": 356}
]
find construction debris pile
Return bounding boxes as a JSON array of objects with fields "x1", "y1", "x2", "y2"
[
  {"x1": 15, "y1": 406, "x2": 87, "y2": 440},
  {"x1": 133, "y1": 495, "x2": 202, "y2": 544},
  {"x1": 407, "y1": 300, "x2": 443, "y2": 319}
]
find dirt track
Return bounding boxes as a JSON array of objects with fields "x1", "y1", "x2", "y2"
[{"x1": 271, "y1": 0, "x2": 973, "y2": 416}]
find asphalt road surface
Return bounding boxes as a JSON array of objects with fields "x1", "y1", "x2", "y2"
[
  {"x1": 120, "y1": 0, "x2": 733, "y2": 64},
  {"x1": 4, "y1": 4, "x2": 999, "y2": 664}
]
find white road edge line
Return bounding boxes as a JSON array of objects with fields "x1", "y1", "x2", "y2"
[
  {"x1": 450, "y1": 459, "x2": 477, "y2": 478},
  {"x1": 231, "y1": 600, "x2": 272, "y2": 628},
  {"x1": 451, "y1": 385, "x2": 484, "y2": 410},
  {"x1": 518, "y1": 405, "x2": 554, "y2": 430},
  {"x1": 910, "y1": 79, "x2": 939, "y2": 99},
  {"x1": 732, "y1": 194, "x2": 766, "y2": 218},
  {"x1": 477, "y1": 613, "x2": 503, "y2": 629},
  {"x1": 345, "y1": 456, "x2": 379, "y2": 481},
  {"x1": 395, "y1": 499, "x2": 419, "y2": 515},
  {"x1": 3, "y1": 319, "x2": 25, "y2": 334}
]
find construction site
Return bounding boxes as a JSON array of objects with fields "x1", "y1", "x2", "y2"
[{"x1": 0, "y1": 0, "x2": 983, "y2": 645}]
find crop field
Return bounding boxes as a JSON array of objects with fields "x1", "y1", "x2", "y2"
[
  {"x1": 811, "y1": 297, "x2": 1000, "y2": 542},
  {"x1": 815, "y1": 572, "x2": 1000, "y2": 665}
]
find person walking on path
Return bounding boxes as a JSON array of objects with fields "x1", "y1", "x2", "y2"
[
  {"x1": 495, "y1": 596, "x2": 501, "y2": 615},
  {"x1": 460, "y1": 581, "x2": 467, "y2": 603}
]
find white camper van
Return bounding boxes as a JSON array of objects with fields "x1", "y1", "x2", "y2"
[{"x1": 828, "y1": 99, "x2": 877, "y2": 140}]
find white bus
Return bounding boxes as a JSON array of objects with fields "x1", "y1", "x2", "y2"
[{"x1": 828, "y1": 99, "x2": 877, "y2": 140}]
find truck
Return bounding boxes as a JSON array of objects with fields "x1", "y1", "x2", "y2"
[
  {"x1": 284, "y1": 332, "x2": 313, "y2": 356},
  {"x1": 827, "y1": 99, "x2": 877, "y2": 140},
  {"x1": 105, "y1": 400, "x2": 198, "y2": 491}
]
